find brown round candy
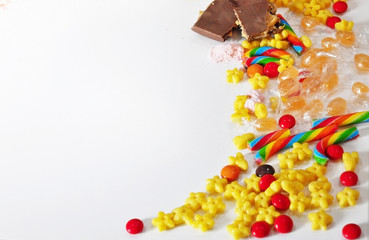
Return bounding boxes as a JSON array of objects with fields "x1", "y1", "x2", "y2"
[{"x1": 256, "y1": 164, "x2": 275, "y2": 177}]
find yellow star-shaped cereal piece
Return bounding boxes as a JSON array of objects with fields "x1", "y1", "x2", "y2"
[
  {"x1": 206, "y1": 175, "x2": 228, "y2": 194},
  {"x1": 281, "y1": 179, "x2": 304, "y2": 194},
  {"x1": 244, "y1": 174, "x2": 261, "y2": 193},
  {"x1": 231, "y1": 108, "x2": 251, "y2": 124},
  {"x1": 224, "y1": 181, "x2": 247, "y2": 200},
  {"x1": 292, "y1": 142, "x2": 312, "y2": 161},
  {"x1": 227, "y1": 68, "x2": 244, "y2": 83},
  {"x1": 289, "y1": 192, "x2": 311, "y2": 213},
  {"x1": 316, "y1": 9, "x2": 332, "y2": 24},
  {"x1": 311, "y1": 190, "x2": 334, "y2": 209},
  {"x1": 308, "y1": 177, "x2": 331, "y2": 192},
  {"x1": 185, "y1": 192, "x2": 207, "y2": 211},
  {"x1": 256, "y1": 206, "x2": 281, "y2": 225},
  {"x1": 191, "y1": 214, "x2": 215, "y2": 232},
  {"x1": 202, "y1": 196, "x2": 226, "y2": 216},
  {"x1": 289, "y1": 1, "x2": 304, "y2": 13},
  {"x1": 277, "y1": 57, "x2": 294, "y2": 73},
  {"x1": 342, "y1": 151, "x2": 359, "y2": 171},
  {"x1": 248, "y1": 73, "x2": 269, "y2": 90},
  {"x1": 228, "y1": 152, "x2": 249, "y2": 171},
  {"x1": 336, "y1": 187, "x2": 360, "y2": 207},
  {"x1": 254, "y1": 103, "x2": 268, "y2": 119},
  {"x1": 235, "y1": 200, "x2": 258, "y2": 223},
  {"x1": 254, "y1": 192, "x2": 272, "y2": 208},
  {"x1": 304, "y1": 0, "x2": 321, "y2": 17},
  {"x1": 278, "y1": 151, "x2": 298, "y2": 169},
  {"x1": 306, "y1": 162, "x2": 327, "y2": 177},
  {"x1": 335, "y1": 20, "x2": 354, "y2": 32},
  {"x1": 308, "y1": 209, "x2": 333, "y2": 230},
  {"x1": 173, "y1": 205, "x2": 195, "y2": 225},
  {"x1": 226, "y1": 220, "x2": 251, "y2": 239},
  {"x1": 152, "y1": 211, "x2": 176, "y2": 231},
  {"x1": 316, "y1": 0, "x2": 331, "y2": 9},
  {"x1": 234, "y1": 95, "x2": 247, "y2": 111}
]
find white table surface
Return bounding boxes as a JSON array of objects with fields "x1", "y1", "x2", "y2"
[{"x1": 0, "y1": 0, "x2": 368, "y2": 240}]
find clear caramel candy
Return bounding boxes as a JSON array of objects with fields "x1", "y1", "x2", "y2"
[
  {"x1": 279, "y1": 78, "x2": 300, "y2": 97},
  {"x1": 335, "y1": 31, "x2": 356, "y2": 47},
  {"x1": 301, "y1": 16, "x2": 320, "y2": 32},
  {"x1": 354, "y1": 53, "x2": 369, "y2": 73},
  {"x1": 278, "y1": 66, "x2": 299, "y2": 82},
  {"x1": 313, "y1": 55, "x2": 338, "y2": 73},
  {"x1": 284, "y1": 95, "x2": 306, "y2": 113},
  {"x1": 301, "y1": 75, "x2": 322, "y2": 94},
  {"x1": 352, "y1": 82, "x2": 369, "y2": 97},
  {"x1": 300, "y1": 49, "x2": 319, "y2": 68},
  {"x1": 321, "y1": 73, "x2": 339, "y2": 93},
  {"x1": 255, "y1": 118, "x2": 278, "y2": 132},
  {"x1": 327, "y1": 97, "x2": 347, "y2": 116},
  {"x1": 321, "y1": 37, "x2": 338, "y2": 52},
  {"x1": 305, "y1": 99, "x2": 324, "y2": 119}
]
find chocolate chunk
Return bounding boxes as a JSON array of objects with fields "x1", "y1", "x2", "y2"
[
  {"x1": 191, "y1": 0, "x2": 239, "y2": 42},
  {"x1": 234, "y1": 0, "x2": 281, "y2": 41},
  {"x1": 256, "y1": 164, "x2": 275, "y2": 177}
]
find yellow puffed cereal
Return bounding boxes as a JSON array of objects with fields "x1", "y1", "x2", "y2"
[
  {"x1": 311, "y1": 190, "x2": 334, "y2": 209},
  {"x1": 260, "y1": 37, "x2": 290, "y2": 50},
  {"x1": 206, "y1": 175, "x2": 228, "y2": 194},
  {"x1": 289, "y1": 192, "x2": 311, "y2": 213},
  {"x1": 278, "y1": 151, "x2": 298, "y2": 169},
  {"x1": 233, "y1": 133, "x2": 255, "y2": 150},
  {"x1": 291, "y1": 142, "x2": 312, "y2": 161},
  {"x1": 335, "y1": 19, "x2": 354, "y2": 32},
  {"x1": 254, "y1": 192, "x2": 271, "y2": 209},
  {"x1": 191, "y1": 214, "x2": 215, "y2": 232},
  {"x1": 342, "y1": 151, "x2": 359, "y2": 171},
  {"x1": 333, "y1": 0, "x2": 345, "y2": 2},
  {"x1": 304, "y1": 0, "x2": 321, "y2": 17},
  {"x1": 224, "y1": 181, "x2": 247, "y2": 200},
  {"x1": 185, "y1": 192, "x2": 207, "y2": 211},
  {"x1": 269, "y1": 0, "x2": 291, "y2": 7},
  {"x1": 306, "y1": 162, "x2": 327, "y2": 177},
  {"x1": 316, "y1": 0, "x2": 331, "y2": 9},
  {"x1": 173, "y1": 205, "x2": 195, "y2": 225},
  {"x1": 244, "y1": 174, "x2": 261, "y2": 193},
  {"x1": 308, "y1": 177, "x2": 331, "y2": 192},
  {"x1": 226, "y1": 68, "x2": 244, "y2": 84},
  {"x1": 280, "y1": 169, "x2": 316, "y2": 185},
  {"x1": 308, "y1": 209, "x2": 333, "y2": 230},
  {"x1": 274, "y1": 30, "x2": 289, "y2": 40},
  {"x1": 241, "y1": 40, "x2": 260, "y2": 50},
  {"x1": 265, "y1": 180, "x2": 282, "y2": 197},
  {"x1": 202, "y1": 196, "x2": 226, "y2": 216},
  {"x1": 152, "y1": 211, "x2": 176, "y2": 231},
  {"x1": 248, "y1": 73, "x2": 269, "y2": 89},
  {"x1": 227, "y1": 220, "x2": 251, "y2": 239},
  {"x1": 229, "y1": 152, "x2": 249, "y2": 171},
  {"x1": 269, "y1": 96, "x2": 280, "y2": 112},
  {"x1": 235, "y1": 200, "x2": 258, "y2": 223},
  {"x1": 255, "y1": 206, "x2": 281, "y2": 225},
  {"x1": 281, "y1": 179, "x2": 304, "y2": 194},
  {"x1": 316, "y1": 9, "x2": 332, "y2": 24},
  {"x1": 254, "y1": 103, "x2": 268, "y2": 119},
  {"x1": 289, "y1": 1, "x2": 304, "y2": 13},
  {"x1": 277, "y1": 57, "x2": 294, "y2": 73},
  {"x1": 231, "y1": 108, "x2": 251, "y2": 124},
  {"x1": 336, "y1": 187, "x2": 360, "y2": 207},
  {"x1": 234, "y1": 95, "x2": 248, "y2": 111},
  {"x1": 300, "y1": 35, "x2": 312, "y2": 48},
  {"x1": 241, "y1": 190, "x2": 258, "y2": 205}
]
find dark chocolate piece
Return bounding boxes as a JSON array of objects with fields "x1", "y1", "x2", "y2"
[
  {"x1": 255, "y1": 164, "x2": 275, "y2": 177},
  {"x1": 191, "y1": 0, "x2": 238, "y2": 42},
  {"x1": 234, "y1": 0, "x2": 281, "y2": 41}
]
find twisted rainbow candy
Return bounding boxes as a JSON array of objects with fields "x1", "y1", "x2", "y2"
[
  {"x1": 255, "y1": 125, "x2": 338, "y2": 164},
  {"x1": 244, "y1": 47, "x2": 291, "y2": 60},
  {"x1": 314, "y1": 127, "x2": 359, "y2": 165},
  {"x1": 243, "y1": 56, "x2": 280, "y2": 67},
  {"x1": 277, "y1": 14, "x2": 306, "y2": 55},
  {"x1": 248, "y1": 129, "x2": 290, "y2": 151},
  {"x1": 311, "y1": 111, "x2": 369, "y2": 129}
]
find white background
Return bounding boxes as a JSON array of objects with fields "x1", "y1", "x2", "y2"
[{"x1": 0, "y1": 0, "x2": 368, "y2": 240}]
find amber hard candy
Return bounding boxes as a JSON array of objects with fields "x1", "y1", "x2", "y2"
[
  {"x1": 352, "y1": 82, "x2": 369, "y2": 97},
  {"x1": 278, "y1": 78, "x2": 300, "y2": 97},
  {"x1": 335, "y1": 31, "x2": 356, "y2": 47},
  {"x1": 327, "y1": 97, "x2": 347, "y2": 116},
  {"x1": 305, "y1": 99, "x2": 324, "y2": 119},
  {"x1": 301, "y1": 16, "x2": 320, "y2": 32},
  {"x1": 255, "y1": 118, "x2": 278, "y2": 132},
  {"x1": 278, "y1": 66, "x2": 299, "y2": 82},
  {"x1": 283, "y1": 95, "x2": 306, "y2": 113},
  {"x1": 321, "y1": 37, "x2": 338, "y2": 52},
  {"x1": 354, "y1": 54, "x2": 369, "y2": 73}
]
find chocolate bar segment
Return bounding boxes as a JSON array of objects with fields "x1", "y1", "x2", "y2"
[
  {"x1": 234, "y1": 0, "x2": 281, "y2": 41},
  {"x1": 191, "y1": 0, "x2": 238, "y2": 42}
]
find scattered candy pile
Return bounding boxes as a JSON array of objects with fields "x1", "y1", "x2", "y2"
[{"x1": 126, "y1": 0, "x2": 369, "y2": 239}]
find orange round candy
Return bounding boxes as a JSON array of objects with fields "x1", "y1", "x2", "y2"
[
  {"x1": 247, "y1": 64, "x2": 264, "y2": 78},
  {"x1": 335, "y1": 31, "x2": 356, "y2": 47},
  {"x1": 221, "y1": 165, "x2": 240, "y2": 181},
  {"x1": 354, "y1": 53, "x2": 369, "y2": 73},
  {"x1": 327, "y1": 97, "x2": 347, "y2": 116},
  {"x1": 352, "y1": 82, "x2": 369, "y2": 97}
]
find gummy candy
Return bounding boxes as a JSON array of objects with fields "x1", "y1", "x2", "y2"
[
  {"x1": 308, "y1": 209, "x2": 333, "y2": 230},
  {"x1": 354, "y1": 54, "x2": 369, "y2": 73},
  {"x1": 327, "y1": 97, "x2": 347, "y2": 116}
]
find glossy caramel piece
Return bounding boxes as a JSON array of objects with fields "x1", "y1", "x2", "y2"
[
  {"x1": 335, "y1": 31, "x2": 356, "y2": 47},
  {"x1": 301, "y1": 16, "x2": 320, "y2": 32},
  {"x1": 352, "y1": 82, "x2": 369, "y2": 97},
  {"x1": 321, "y1": 37, "x2": 338, "y2": 52},
  {"x1": 278, "y1": 78, "x2": 300, "y2": 97},
  {"x1": 305, "y1": 99, "x2": 324, "y2": 119},
  {"x1": 301, "y1": 75, "x2": 322, "y2": 94},
  {"x1": 327, "y1": 97, "x2": 347, "y2": 116},
  {"x1": 283, "y1": 96, "x2": 306, "y2": 113},
  {"x1": 354, "y1": 53, "x2": 369, "y2": 73},
  {"x1": 255, "y1": 118, "x2": 278, "y2": 132},
  {"x1": 321, "y1": 73, "x2": 339, "y2": 93},
  {"x1": 278, "y1": 66, "x2": 299, "y2": 82}
]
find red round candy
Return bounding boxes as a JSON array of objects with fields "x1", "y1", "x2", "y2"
[
  {"x1": 342, "y1": 223, "x2": 361, "y2": 239},
  {"x1": 259, "y1": 174, "x2": 276, "y2": 191},
  {"x1": 274, "y1": 215, "x2": 293, "y2": 233},
  {"x1": 333, "y1": 1, "x2": 348, "y2": 13},
  {"x1": 263, "y1": 62, "x2": 279, "y2": 78},
  {"x1": 340, "y1": 171, "x2": 358, "y2": 186},
  {"x1": 251, "y1": 221, "x2": 271, "y2": 238},
  {"x1": 326, "y1": 145, "x2": 344, "y2": 160},
  {"x1": 126, "y1": 218, "x2": 144, "y2": 234},
  {"x1": 271, "y1": 193, "x2": 291, "y2": 210},
  {"x1": 326, "y1": 16, "x2": 342, "y2": 29},
  {"x1": 278, "y1": 114, "x2": 296, "y2": 129}
]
